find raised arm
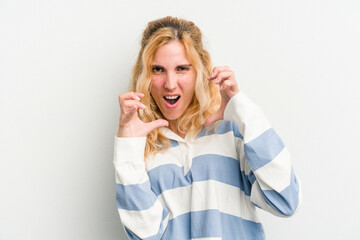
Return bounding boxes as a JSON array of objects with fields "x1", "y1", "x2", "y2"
[
  {"x1": 114, "y1": 137, "x2": 170, "y2": 239},
  {"x1": 207, "y1": 66, "x2": 301, "y2": 217},
  {"x1": 114, "y1": 92, "x2": 170, "y2": 239},
  {"x1": 224, "y1": 91, "x2": 302, "y2": 217}
]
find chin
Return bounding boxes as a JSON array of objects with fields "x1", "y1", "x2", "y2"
[
  {"x1": 163, "y1": 114, "x2": 181, "y2": 121},
  {"x1": 161, "y1": 110, "x2": 184, "y2": 121}
]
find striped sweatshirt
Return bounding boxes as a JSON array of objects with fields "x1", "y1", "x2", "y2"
[{"x1": 113, "y1": 91, "x2": 302, "y2": 240}]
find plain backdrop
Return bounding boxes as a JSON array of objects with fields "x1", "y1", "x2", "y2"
[{"x1": 1, "y1": 0, "x2": 360, "y2": 239}]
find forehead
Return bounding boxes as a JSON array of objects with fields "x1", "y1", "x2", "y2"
[{"x1": 152, "y1": 40, "x2": 190, "y2": 66}]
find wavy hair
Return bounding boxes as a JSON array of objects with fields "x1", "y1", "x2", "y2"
[{"x1": 129, "y1": 16, "x2": 221, "y2": 158}]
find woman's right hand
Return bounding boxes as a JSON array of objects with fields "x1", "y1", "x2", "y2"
[{"x1": 117, "y1": 92, "x2": 169, "y2": 138}]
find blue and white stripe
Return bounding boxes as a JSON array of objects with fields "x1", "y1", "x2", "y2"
[{"x1": 114, "y1": 91, "x2": 301, "y2": 239}]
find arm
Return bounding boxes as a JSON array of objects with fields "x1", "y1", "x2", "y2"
[
  {"x1": 224, "y1": 91, "x2": 302, "y2": 217},
  {"x1": 114, "y1": 92, "x2": 170, "y2": 239},
  {"x1": 113, "y1": 136, "x2": 170, "y2": 239}
]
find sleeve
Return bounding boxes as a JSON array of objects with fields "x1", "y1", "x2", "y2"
[
  {"x1": 223, "y1": 91, "x2": 302, "y2": 217},
  {"x1": 113, "y1": 136, "x2": 170, "y2": 239}
]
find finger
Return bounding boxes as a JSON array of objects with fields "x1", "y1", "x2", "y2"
[
  {"x1": 122, "y1": 100, "x2": 146, "y2": 114},
  {"x1": 119, "y1": 92, "x2": 145, "y2": 102},
  {"x1": 220, "y1": 78, "x2": 236, "y2": 90},
  {"x1": 208, "y1": 66, "x2": 231, "y2": 80},
  {"x1": 145, "y1": 119, "x2": 169, "y2": 132},
  {"x1": 121, "y1": 105, "x2": 138, "y2": 124},
  {"x1": 214, "y1": 70, "x2": 234, "y2": 84}
]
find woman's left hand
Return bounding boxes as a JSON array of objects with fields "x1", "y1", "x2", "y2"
[{"x1": 205, "y1": 66, "x2": 239, "y2": 127}]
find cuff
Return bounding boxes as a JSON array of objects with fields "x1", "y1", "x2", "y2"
[
  {"x1": 113, "y1": 136, "x2": 147, "y2": 164},
  {"x1": 223, "y1": 91, "x2": 271, "y2": 143},
  {"x1": 223, "y1": 90, "x2": 259, "y2": 128}
]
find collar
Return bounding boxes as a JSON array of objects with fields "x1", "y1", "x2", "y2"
[
  {"x1": 158, "y1": 125, "x2": 207, "y2": 143},
  {"x1": 159, "y1": 127, "x2": 187, "y2": 143}
]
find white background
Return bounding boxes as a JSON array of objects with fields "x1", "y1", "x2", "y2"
[{"x1": 1, "y1": 0, "x2": 359, "y2": 239}]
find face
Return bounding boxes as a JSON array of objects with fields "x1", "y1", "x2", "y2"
[{"x1": 150, "y1": 40, "x2": 196, "y2": 122}]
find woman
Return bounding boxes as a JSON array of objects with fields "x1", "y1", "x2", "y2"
[{"x1": 114, "y1": 16, "x2": 301, "y2": 240}]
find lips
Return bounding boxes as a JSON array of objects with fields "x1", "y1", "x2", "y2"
[{"x1": 163, "y1": 95, "x2": 180, "y2": 105}]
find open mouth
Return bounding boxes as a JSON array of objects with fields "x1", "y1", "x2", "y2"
[{"x1": 163, "y1": 95, "x2": 180, "y2": 105}]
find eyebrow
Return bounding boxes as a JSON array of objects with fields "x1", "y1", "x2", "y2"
[
  {"x1": 178, "y1": 64, "x2": 192, "y2": 67},
  {"x1": 151, "y1": 64, "x2": 192, "y2": 68}
]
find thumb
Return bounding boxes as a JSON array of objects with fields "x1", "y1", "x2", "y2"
[
  {"x1": 145, "y1": 119, "x2": 169, "y2": 132},
  {"x1": 205, "y1": 111, "x2": 223, "y2": 128}
]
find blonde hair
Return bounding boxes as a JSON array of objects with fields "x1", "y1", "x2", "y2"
[{"x1": 129, "y1": 16, "x2": 221, "y2": 158}]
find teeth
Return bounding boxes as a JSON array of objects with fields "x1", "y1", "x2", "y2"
[{"x1": 164, "y1": 96, "x2": 179, "y2": 99}]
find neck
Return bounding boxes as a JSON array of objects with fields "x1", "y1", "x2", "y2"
[{"x1": 168, "y1": 120, "x2": 186, "y2": 139}]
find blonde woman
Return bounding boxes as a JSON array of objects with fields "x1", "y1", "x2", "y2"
[{"x1": 114, "y1": 16, "x2": 301, "y2": 240}]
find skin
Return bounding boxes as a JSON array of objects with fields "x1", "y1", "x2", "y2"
[
  {"x1": 117, "y1": 41, "x2": 239, "y2": 138},
  {"x1": 205, "y1": 66, "x2": 240, "y2": 127},
  {"x1": 150, "y1": 40, "x2": 196, "y2": 138}
]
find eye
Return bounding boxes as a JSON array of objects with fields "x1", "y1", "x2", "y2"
[
  {"x1": 176, "y1": 65, "x2": 190, "y2": 72},
  {"x1": 152, "y1": 65, "x2": 164, "y2": 73}
]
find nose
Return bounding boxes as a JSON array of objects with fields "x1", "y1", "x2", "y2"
[{"x1": 164, "y1": 72, "x2": 177, "y2": 90}]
